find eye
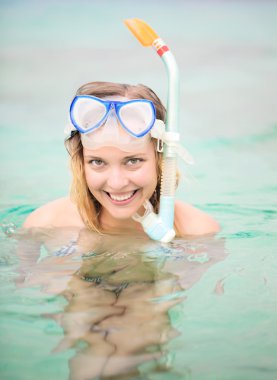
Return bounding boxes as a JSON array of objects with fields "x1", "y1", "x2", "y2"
[
  {"x1": 126, "y1": 158, "x2": 144, "y2": 166},
  {"x1": 89, "y1": 159, "x2": 105, "y2": 167}
]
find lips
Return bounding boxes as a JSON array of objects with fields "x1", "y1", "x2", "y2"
[{"x1": 105, "y1": 190, "x2": 138, "y2": 205}]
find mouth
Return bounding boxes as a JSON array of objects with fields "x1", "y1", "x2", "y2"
[{"x1": 104, "y1": 190, "x2": 139, "y2": 205}]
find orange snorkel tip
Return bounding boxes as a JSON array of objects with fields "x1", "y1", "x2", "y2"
[{"x1": 124, "y1": 18, "x2": 159, "y2": 47}]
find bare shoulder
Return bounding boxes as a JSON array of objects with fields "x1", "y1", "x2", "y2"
[
  {"x1": 23, "y1": 197, "x2": 85, "y2": 229},
  {"x1": 174, "y1": 200, "x2": 220, "y2": 237}
]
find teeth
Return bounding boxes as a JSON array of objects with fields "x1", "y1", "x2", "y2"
[{"x1": 109, "y1": 191, "x2": 135, "y2": 201}]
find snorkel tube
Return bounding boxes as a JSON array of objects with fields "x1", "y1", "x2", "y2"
[{"x1": 125, "y1": 18, "x2": 180, "y2": 243}]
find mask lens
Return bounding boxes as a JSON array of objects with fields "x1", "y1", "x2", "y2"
[
  {"x1": 70, "y1": 96, "x2": 107, "y2": 133},
  {"x1": 118, "y1": 101, "x2": 155, "y2": 137}
]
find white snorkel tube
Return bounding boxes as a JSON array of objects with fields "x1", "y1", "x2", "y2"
[{"x1": 125, "y1": 18, "x2": 192, "y2": 243}]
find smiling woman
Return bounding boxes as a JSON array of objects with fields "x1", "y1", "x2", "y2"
[{"x1": 23, "y1": 81, "x2": 220, "y2": 238}]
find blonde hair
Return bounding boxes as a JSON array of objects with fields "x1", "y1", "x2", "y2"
[{"x1": 65, "y1": 81, "x2": 167, "y2": 233}]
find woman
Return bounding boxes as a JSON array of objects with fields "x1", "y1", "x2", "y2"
[{"x1": 23, "y1": 81, "x2": 220, "y2": 237}]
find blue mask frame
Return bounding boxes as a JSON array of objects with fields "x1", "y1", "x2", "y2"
[{"x1": 69, "y1": 95, "x2": 156, "y2": 138}]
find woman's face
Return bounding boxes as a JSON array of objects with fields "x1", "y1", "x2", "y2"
[{"x1": 83, "y1": 141, "x2": 158, "y2": 223}]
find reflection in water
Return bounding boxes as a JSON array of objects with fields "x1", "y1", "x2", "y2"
[{"x1": 14, "y1": 228, "x2": 226, "y2": 379}]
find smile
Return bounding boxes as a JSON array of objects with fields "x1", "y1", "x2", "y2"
[{"x1": 105, "y1": 190, "x2": 138, "y2": 205}]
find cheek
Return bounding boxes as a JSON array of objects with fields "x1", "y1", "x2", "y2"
[
  {"x1": 135, "y1": 161, "x2": 158, "y2": 189},
  {"x1": 84, "y1": 168, "x2": 104, "y2": 191}
]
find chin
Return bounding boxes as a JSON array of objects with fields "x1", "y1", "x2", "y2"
[{"x1": 106, "y1": 200, "x2": 145, "y2": 220}]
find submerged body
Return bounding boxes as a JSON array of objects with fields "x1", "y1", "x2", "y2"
[{"x1": 16, "y1": 224, "x2": 225, "y2": 379}]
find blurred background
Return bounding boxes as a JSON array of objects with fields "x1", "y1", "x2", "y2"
[
  {"x1": 0, "y1": 0, "x2": 277, "y2": 233},
  {"x1": 1, "y1": 2, "x2": 277, "y2": 379}
]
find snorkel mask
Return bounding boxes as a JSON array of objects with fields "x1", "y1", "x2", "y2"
[{"x1": 65, "y1": 95, "x2": 165, "y2": 152}]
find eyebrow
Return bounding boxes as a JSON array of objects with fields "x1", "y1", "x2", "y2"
[
  {"x1": 124, "y1": 153, "x2": 148, "y2": 159},
  {"x1": 83, "y1": 155, "x2": 102, "y2": 159}
]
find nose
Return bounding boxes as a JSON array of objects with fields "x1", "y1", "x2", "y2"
[{"x1": 106, "y1": 166, "x2": 129, "y2": 190}]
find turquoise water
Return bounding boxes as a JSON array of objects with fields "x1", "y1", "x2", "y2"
[{"x1": 1, "y1": 1, "x2": 277, "y2": 379}]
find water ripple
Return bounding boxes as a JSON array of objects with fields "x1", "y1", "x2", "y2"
[
  {"x1": 0, "y1": 204, "x2": 36, "y2": 228},
  {"x1": 206, "y1": 203, "x2": 277, "y2": 216}
]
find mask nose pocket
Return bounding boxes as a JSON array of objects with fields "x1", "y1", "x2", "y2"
[
  {"x1": 104, "y1": 106, "x2": 119, "y2": 128},
  {"x1": 102, "y1": 107, "x2": 123, "y2": 141}
]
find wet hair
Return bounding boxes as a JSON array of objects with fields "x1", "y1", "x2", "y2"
[{"x1": 65, "y1": 81, "x2": 166, "y2": 233}]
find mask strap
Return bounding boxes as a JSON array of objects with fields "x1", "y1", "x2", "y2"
[{"x1": 151, "y1": 120, "x2": 194, "y2": 165}]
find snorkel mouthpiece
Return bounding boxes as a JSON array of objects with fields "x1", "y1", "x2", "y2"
[
  {"x1": 133, "y1": 201, "x2": 175, "y2": 243},
  {"x1": 125, "y1": 18, "x2": 180, "y2": 243}
]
